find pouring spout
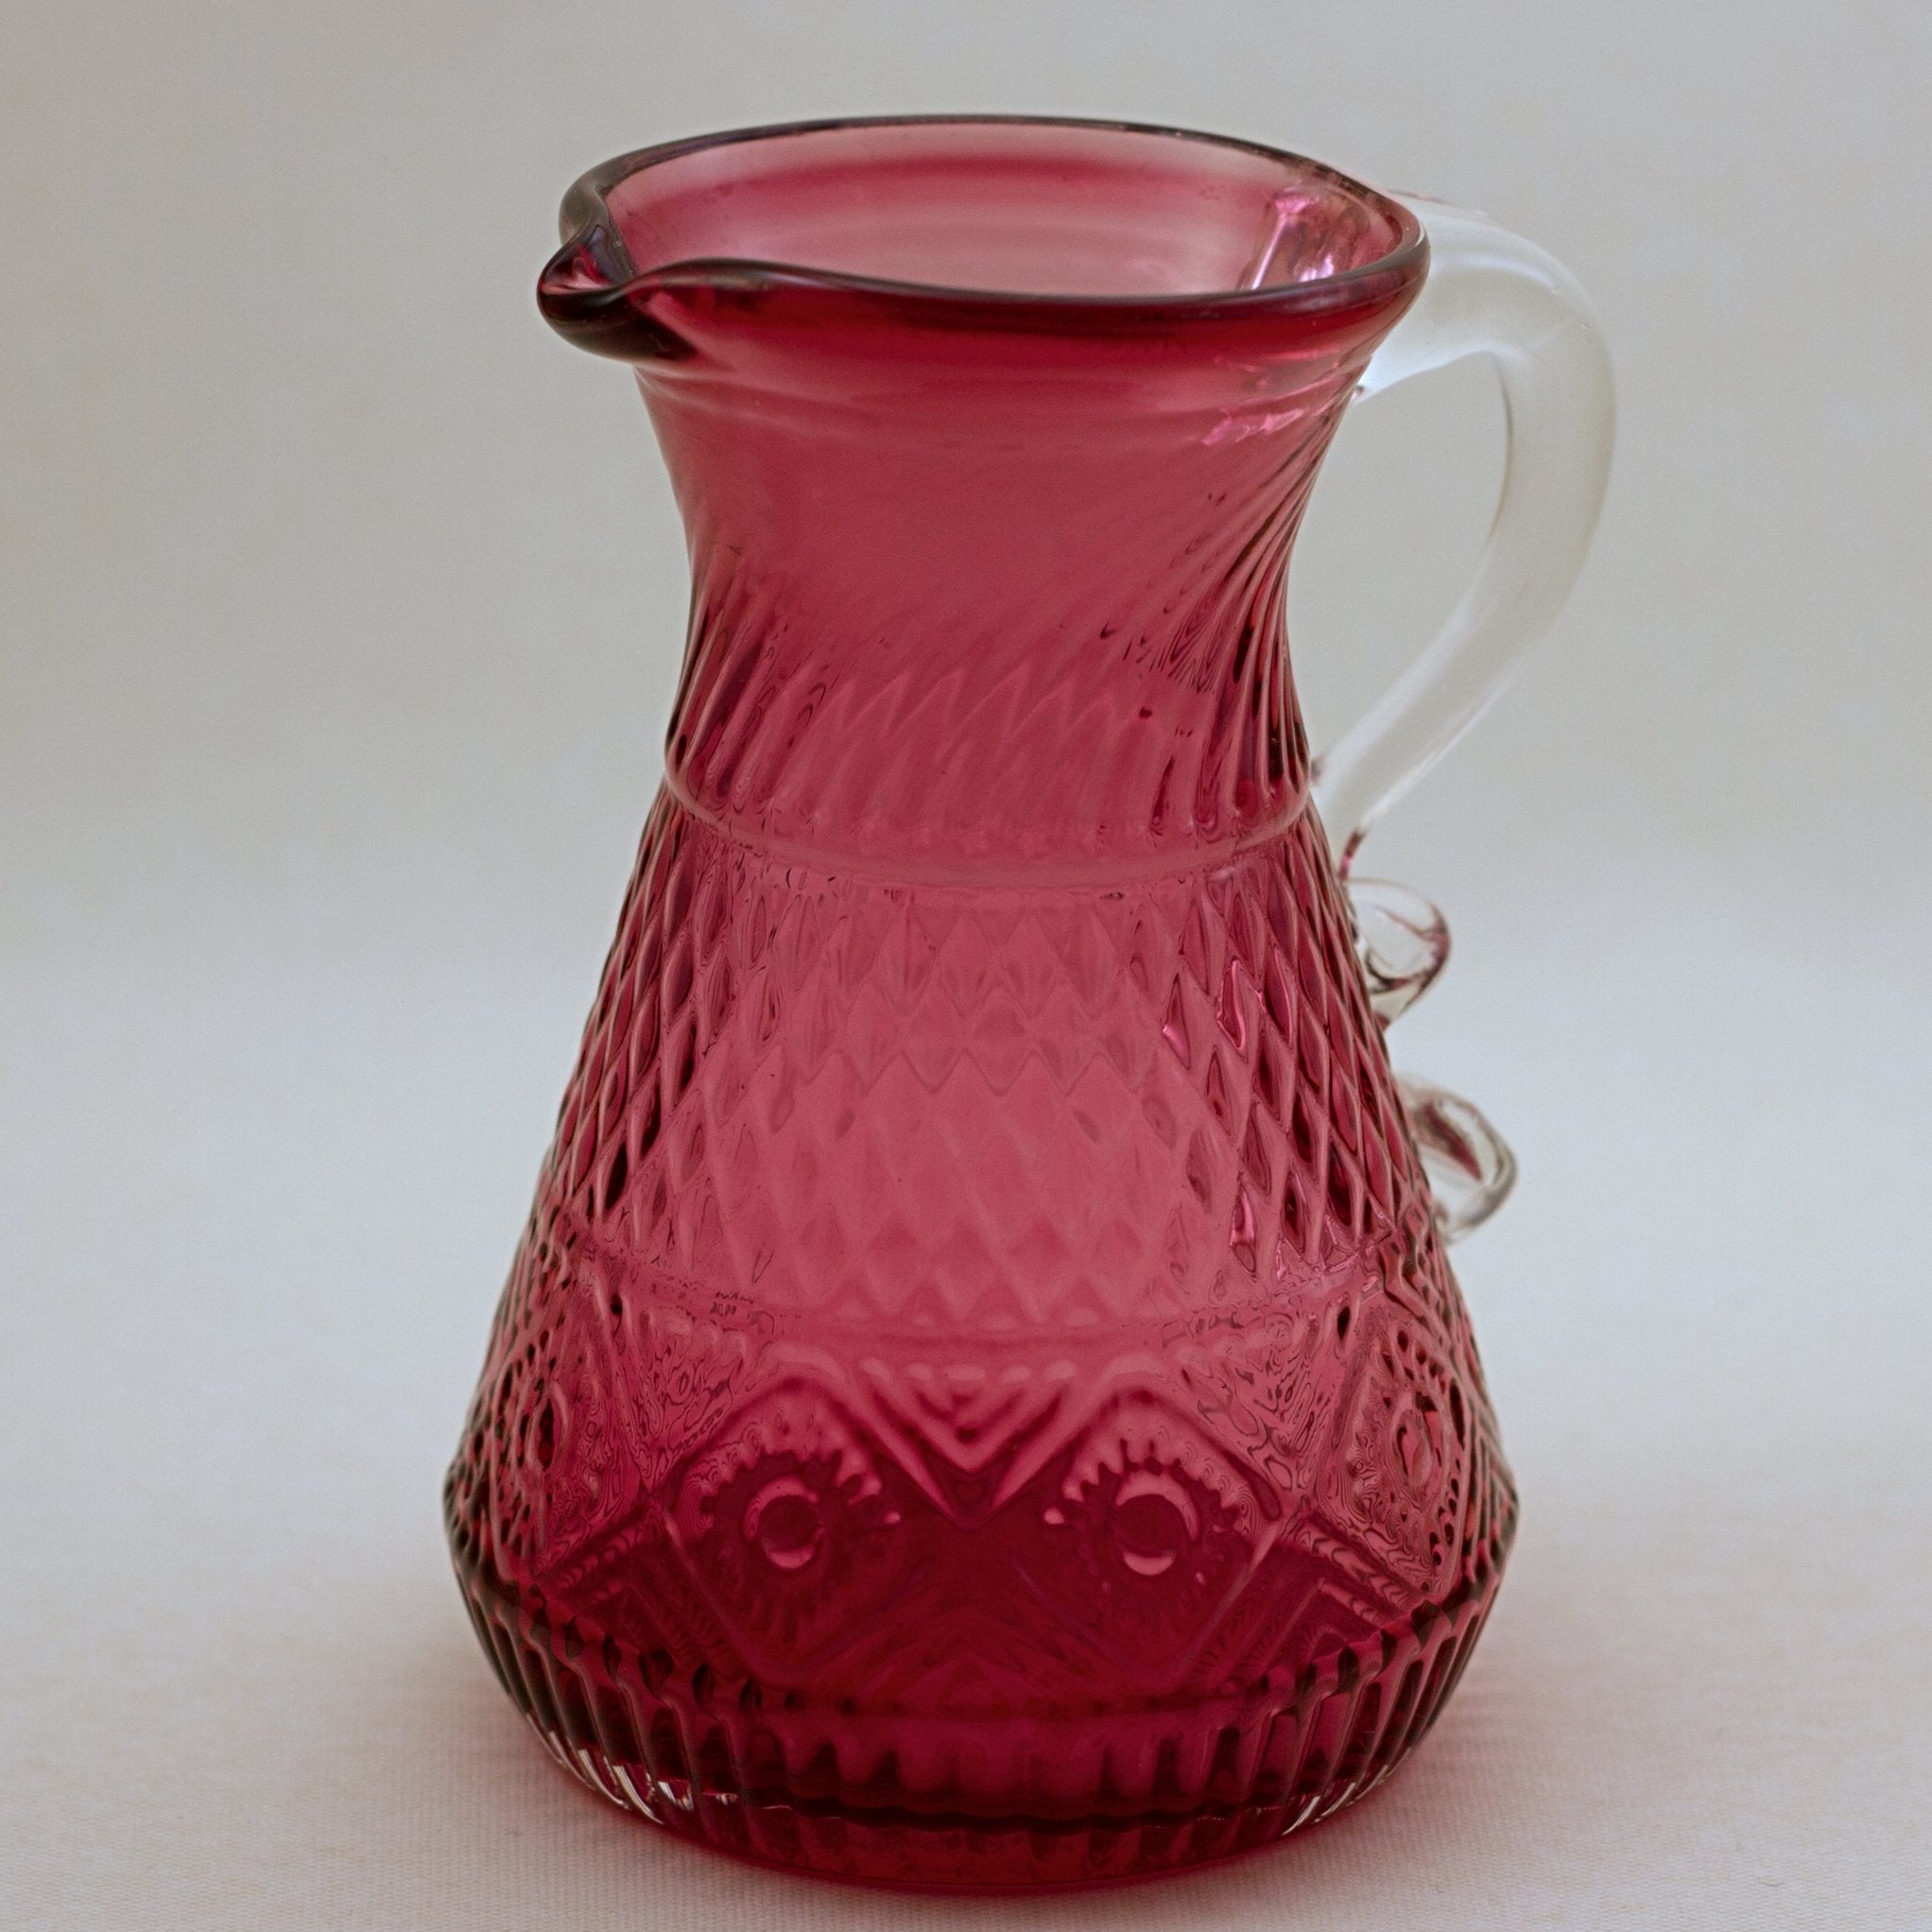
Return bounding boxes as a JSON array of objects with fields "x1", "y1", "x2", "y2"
[{"x1": 537, "y1": 227, "x2": 700, "y2": 361}]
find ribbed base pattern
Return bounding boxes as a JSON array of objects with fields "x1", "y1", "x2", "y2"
[{"x1": 454, "y1": 1537, "x2": 1502, "y2": 1889}]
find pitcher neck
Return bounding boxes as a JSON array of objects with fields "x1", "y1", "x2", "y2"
[
  {"x1": 538, "y1": 119, "x2": 1428, "y2": 874},
  {"x1": 645, "y1": 339, "x2": 1380, "y2": 878}
]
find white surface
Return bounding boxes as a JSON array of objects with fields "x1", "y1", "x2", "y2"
[{"x1": 5, "y1": 4, "x2": 1930, "y2": 1927}]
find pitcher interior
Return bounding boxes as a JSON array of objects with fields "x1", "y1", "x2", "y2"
[{"x1": 596, "y1": 117, "x2": 1414, "y2": 300}]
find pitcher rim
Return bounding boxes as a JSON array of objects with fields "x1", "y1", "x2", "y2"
[{"x1": 540, "y1": 112, "x2": 1427, "y2": 337}]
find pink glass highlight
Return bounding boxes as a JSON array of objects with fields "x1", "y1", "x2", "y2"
[{"x1": 445, "y1": 118, "x2": 1560, "y2": 1891}]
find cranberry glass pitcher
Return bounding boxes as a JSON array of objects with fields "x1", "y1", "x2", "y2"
[{"x1": 445, "y1": 116, "x2": 1612, "y2": 1890}]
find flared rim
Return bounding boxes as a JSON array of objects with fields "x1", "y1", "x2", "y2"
[{"x1": 541, "y1": 112, "x2": 1426, "y2": 334}]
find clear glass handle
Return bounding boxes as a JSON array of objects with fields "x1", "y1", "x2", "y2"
[
  {"x1": 1321, "y1": 200, "x2": 1613, "y2": 1238},
  {"x1": 1315, "y1": 199, "x2": 1614, "y2": 864}
]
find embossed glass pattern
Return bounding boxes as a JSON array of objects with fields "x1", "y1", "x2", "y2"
[{"x1": 446, "y1": 117, "x2": 1612, "y2": 1891}]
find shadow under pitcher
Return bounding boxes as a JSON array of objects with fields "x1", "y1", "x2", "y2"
[{"x1": 443, "y1": 115, "x2": 1613, "y2": 1891}]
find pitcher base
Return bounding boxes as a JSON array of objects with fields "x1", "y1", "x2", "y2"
[{"x1": 458, "y1": 1561, "x2": 1497, "y2": 1890}]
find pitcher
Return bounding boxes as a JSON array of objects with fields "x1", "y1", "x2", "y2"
[{"x1": 444, "y1": 114, "x2": 1613, "y2": 1890}]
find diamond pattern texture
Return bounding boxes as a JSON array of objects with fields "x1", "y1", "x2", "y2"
[{"x1": 446, "y1": 797, "x2": 1514, "y2": 1885}]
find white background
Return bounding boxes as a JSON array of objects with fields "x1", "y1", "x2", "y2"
[{"x1": 5, "y1": 3, "x2": 1929, "y2": 1926}]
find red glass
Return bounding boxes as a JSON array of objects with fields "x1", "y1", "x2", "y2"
[{"x1": 446, "y1": 118, "x2": 1523, "y2": 1890}]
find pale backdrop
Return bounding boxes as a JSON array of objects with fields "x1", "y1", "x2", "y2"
[{"x1": 4, "y1": 3, "x2": 1928, "y2": 1927}]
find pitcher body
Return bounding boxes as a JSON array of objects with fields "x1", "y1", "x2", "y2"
[{"x1": 445, "y1": 114, "x2": 1612, "y2": 1890}]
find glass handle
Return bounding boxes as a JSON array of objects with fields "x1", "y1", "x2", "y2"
[
  {"x1": 1319, "y1": 200, "x2": 1613, "y2": 1240},
  {"x1": 1314, "y1": 198, "x2": 1614, "y2": 866}
]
